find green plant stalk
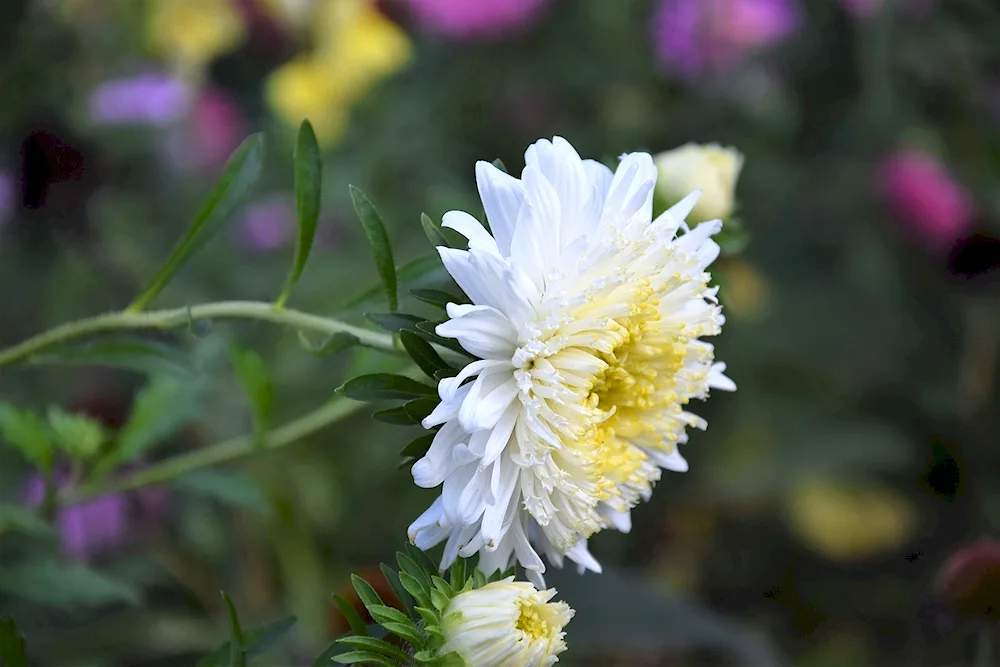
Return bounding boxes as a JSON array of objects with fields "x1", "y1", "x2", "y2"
[
  {"x1": 60, "y1": 395, "x2": 364, "y2": 505},
  {"x1": 0, "y1": 301, "x2": 398, "y2": 370}
]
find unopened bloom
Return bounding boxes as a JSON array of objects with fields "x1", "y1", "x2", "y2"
[
  {"x1": 408, "y1": 137, "x2": 734, "y2": 583},
  {"x1": 653, "y1": 0, "x2": 799, "y2": 77},
  {"x1": 405, "y1": 0, "x2": 549, "y2": 40},
  {"x1": 655, "y1": 143, "x2": 744, "y2": 222},
  {"x1": 440, "y1": 577, "x2": 573, "y2": 666},
  {"x1": 879, "y1": 149, "x2": 975, "y2": 250}
]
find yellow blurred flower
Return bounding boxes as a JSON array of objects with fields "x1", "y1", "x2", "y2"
[
  {"x1": 148, "y1": 0, "x2": 245, "y2": 72},
  {"x1": 786, "y1": 480, "x2": 917, "y2": 562},
  {"x1": 719, "y1": 258, "x2": 770, "y2": 320},
  {"x1": 265, "y1": 0, "x2": 411, "y2": 144}
]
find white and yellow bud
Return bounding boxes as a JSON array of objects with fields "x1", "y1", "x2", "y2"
[
  {"x1": 440, "y1": 578, "x2": 574, "y2": 667},
  {"x1": 654, "y1": 143, "x2": 744, "y2": 221}
]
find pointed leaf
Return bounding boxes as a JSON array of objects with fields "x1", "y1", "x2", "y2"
[
  {"x1": 129, "y1": 134, "x2": 265, "y2": 311},
  {"x1": 399, "y1": 331, "x2": 450, "y2": 379},
  {"x1": 276, "y1": 120, "x2": 322, "y2": 307},
  {"x1": 449, "y1": 557, "x2": 466, "y2": 589},
  {"x1": 405, "y1": 543, "x2": 441, "y2": 577},
  {"x1": 0, "y1": 560, "x2": 141, "y2": 607},
  {"x1": 399, "y1": 433, "x2": 435, "y2": 459},
  {"x1": 410, "y1": 289, "x2": 464, "y2": 310},
  {"x1": 398, "y1": 572, "x2": 431, "y2": 609},
  {"x1": 367, "y1": 604, "x2": 411, "y2": 627},
  {"x1": 0, "y1": 403, "x2": 52, "y2": 471},
  {"x1": 349, "y1": 185, "x2": 397, "y2": 312},
  {"x1": 366, "y1": 312, "x2": 424, "y2": 334},
  {"x1": 221, "y1": 592, "x2": 246, "y2": 667},
  {"x1": 332, "y1": 650, "x2": 398, "y2": 666},
  {"x1": 229, "y1": 346, "x2": 273, "y2": 444},
  {"x1": 491, "y1": 158, "x2": 508, "y2": 174},
  {"x1": 420, "y1": 212, "x2": 448, "y2": 248},
  {"x1": 196, "y1": 616, "x2": 297, "y2": 667},
  {"x1": 31, "y1": 337, "x2": 198, "y2": 378},
  {"x1": 336, "y1": 374, "x2": 437, "y2": 402},
  {"x1": 0, "y1": 616, "x2": 28, "y2": 667},
  {"x1": 332, "y1": 594, "x2": 368, "y2": 637},
  {"x1": 0, "y1": 504, "x2": 55, "y2": 539},
  {"x1": 46, "y1": 406, "x2": 106, "y2": 460},
  {"x1": 380, "y1": 621, "x2": 423, "y2": 647},
  {"x1": 336, "y1": 636, "x2": 411, "y2": 663},
  {"x1": 372, "y1": 406, "x2": 417, "y2": 425},
  {"x1": 380, "y1": 564, "x2": 415, "y2": 617},
  {"x1": 351, "y1": 574, "x2": 385, "y2": 613}
]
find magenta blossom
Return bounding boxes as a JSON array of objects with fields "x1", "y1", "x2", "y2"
[
  {"x1": 405, "y1": 0, "x2": 548, "y2": 40},
  {"x1": 191, "y1": 88, "x2": 248, "y2": 171},
  {"x1": 88, "y1": 73, "x2": 193, "y2": 126},
  {"x1": 239, "y1": 195, "x2": 294, "y2": 252},
  {"x1": 879, "y1": 149, "x2": 975, "y2": 250},
  {"x1": 653, "y1": 0, "x2": 799, "y2": 77}
]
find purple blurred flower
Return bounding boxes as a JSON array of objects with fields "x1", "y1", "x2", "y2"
[
  {"x1": 240, "y1": 195, "x2": 294, "y2": 252},
  {"x1": 405, "y1": 0, "x2": 548, "y2": 40},
  {"x1": 0, "y1": 171, "x2": 15, "y2": 225},
  {"x1": 191, "y1": 87, "x2": 248, "y2": 171},
  {"x1": 879, "y1": 149, "x2": 975, "y2": 250},
  {"x1": 88, "y1": 73, "x2": 193, "y2": 126},
  {"x1": 23, "y1": 472, "x2": 169, "y2": 561},
  {"x1": 653, "y1": 0, "x2": 799, "y2": 77}
]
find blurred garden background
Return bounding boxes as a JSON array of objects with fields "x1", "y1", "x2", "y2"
[{"x1": 1, "y1": 0, "x2": 999, "y2": 665}]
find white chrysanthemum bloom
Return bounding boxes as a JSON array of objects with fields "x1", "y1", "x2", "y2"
[
  {"x1": 408, "y1": 136, "x2": 736, "y2": 584},
  {"x1": 654, "y1": 143, "x2": 744, "y2": 222},
  {"x1": 440, "y1": 577, "x2": 573, "y2": 667}
]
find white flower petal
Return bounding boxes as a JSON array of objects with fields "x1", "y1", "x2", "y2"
[
  {"x1": 442, "y1": 210, "x2": 500, "y2": 256},
  {"x1": 475, "y1": 160, "x2": 523, "y2": 256}
]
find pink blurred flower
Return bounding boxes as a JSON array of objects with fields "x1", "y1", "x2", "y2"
[
  {"x1": 0, "y1": 171, "x2": 14, "y2": 225},
  {"x1": 88, "y1": 73, "x2": 193, "y2": 126},
  {"x1": 405, "y1": 0, "x2": 548, "y2": 40},
  {"x1": 936, "y1": 537, "x2": 1000, "y2": 621},
  {"x1": 239, "y1": 194, "x2": 294, "y2": 252},
  {"x1": 879, "y1": 150, "x2": 975, "y2": 249},
  {"x1": 653, "y1": 0, "x2": 799, "y2": 77},
  {"x1": 190, "y1": 87, "x2": 248, "y2": 171}
]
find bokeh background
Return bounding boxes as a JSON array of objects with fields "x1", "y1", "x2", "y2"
[{"x1": 1, "y1": 0, "x2": 999, "y2": 665}]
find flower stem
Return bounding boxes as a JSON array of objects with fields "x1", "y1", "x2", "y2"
[
  {"x1": 0, "y1": 301, "x2": 398, "y2": 370},
  {"x1": 60, "y1": 395, "x2": 364, "y2": 504}
]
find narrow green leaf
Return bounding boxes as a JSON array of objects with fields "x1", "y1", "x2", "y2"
[
  {"x1": 396, "y1": 554, "x2": 431, "y2": 590},
  {"x1": 372, "y1": 406, "x2": 417, "y2": 425},
  {"x1": 336, "y1": 374, "x2": 437, "y2": 402},
  {"x1": 399, "y1": 433, "x2": 435, "y2": 459},
  {"x1": 93, "y1": 374, "x2": 206, "y2": 477},
  {"x1": 229, "y1": 346, "x2": 273, "y2": 444},
  {"x1": 298, "y1": 331, "x2": 362, "y2": 356},
  {"x1": 403, "y1": 399, "x2": 437, "y2": 423},
  {"x1": 0, "y1": 560, "x2": 140, "y2": 607},
  {"x1": 332, "y1": 650, "x2": 398, "y2": 666},
  {"x1": 398, "y1": 572, "x2": 431, "y2": 609},
  {"x1": 472, "y1": 570, "x2": 487, "y2": 588},
  {"x1": 413, "y1": 607, "x2": 438, "y2": 627},
  {"x1": 399, "y1": 331, "x2": 450, "y2": 379},
  {"x1": 381, "y1": 621, "x2": 423, "y2": 648},
  {"x1": 414, "y1": 322, "x2": 473, "y2": 357},
  {"x1": 172, "y1": 470, "x2": 271, "y2": 515},
  {"x1": 196, "y1": 616, "x2": 297, "y2": 667},
  {"x1": 366, "y1": 312, "x2": 424, "y2": 334},
  {"x1": 336, "y1": 254, "x2": 451, "y2": 314},
  {"x1": 277, "y1": 119, "x2": 322, "y2": 307},
  {"x1": 410, "y1": 289, "x2": 463, "y2": 309},
  {"x1": 349, "y1": 185, "x2": 397, "y2": 312},
  {"x1": 405, "y1": 543, "x2": 441, "y2": 578},
  {"x1": 129, "y1": 134, "x2": 265, "y2": 312},
  {"x1": 367, "y1": 604, "x2": 411, "y2": 627},
  {"x1": 429, "y1": 588, "x2": 450, "y2": 612},
  {"x1": 31, "y1": 337, "x2": 198, "y2": 378},
  {"x1": 449, "y1": 557, "x2": 466, "y2": 589},
  {"x1": 336, "y1": 636, "x2": 411, "y2": 663},
  {"x1": 221, "y1": 592, "x2": 246, "y2": 667},
  {"x1": 351, "y1": 574, "x2": 385, "y2": 613},
  {"x1": 420, "y1": 212, "x2": 448, "y2": 248},
  {"x1": 0, "y1": 616, "x2": 28, "y2": 667},
  {"x1": 332, "y1": 594, "x2": 368, "y2": 637},
  {"x1": 430, "y1": 576, "x2": 454, "y2": 598},
  {"x1": 491, "y1": 158, "x2": 508, "y2": 174},
  {"x1": 0, "y1": 504, "x2": 55, "y2": 539},
  {"x1": 46, "y1": 406, "x2": 106, "y2": 461},
  {"x1": 379, "y1": 564, "x2": 415, "y2": 617},
  {"x1": 0, "y1": 403, "x2": 52, "y2": 471}
]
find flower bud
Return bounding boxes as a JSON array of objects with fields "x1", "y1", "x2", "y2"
[
  {"x1": 440, "y1": 577, "x2": 573, "y2": 666},
  {"x1": 654, "y1": 143, "x2": 744, "y2": 222}
]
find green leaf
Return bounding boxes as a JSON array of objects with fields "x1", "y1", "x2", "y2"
[
  {"x1": 380, "y1": 564, "x2": 415, "y2": 617},
  {"x1": 429, "y1": 587, "x2": 450, "y2": 612},
  {"x1": 336, "y1": 636, "x2": 411, "y2": 663},
  {"x1": 372, "y1": 406, "x2": 416, "y2": 425},
  {"x1": 332, "y1": 594, "x2": 368, "y2": 637},
  {"x1": 0, "y1": 616, "x2": 28, "y2": 667},
  {"x1": 221, "y1": 592, "x2": 246, "y2": 667},
  {"x1": 336, "y1": 254, "x2": 445, "y2": 314},
  {"x1": 399, "y1": 331, "x2": 451, "y2": 379},
  {"x1": 398, "y1": 572, "x2": 431, "y2": 609},
  {"x1": 399, "y1": 433, "x2": 435, "y2": 459},
  {"x1": 229, "y1": 346, "x2": 273, "y2": 445},
  {"x1": 410, "y1": 289, "x2": 463, "y2": 310},
  {"x1": 277, "y1": 120, "x2": 323, "y2": 307},
  {"x1": 351, "y1": 574, "x2": 385, "y2": 614},
  {"x1": 0, "y1": 560, "x2": 140, "y2": 608},
  {"x1": 129, "y1": 134, "x2": 265, "y2": 312},
  {"x1": 298, "y1": 331, "x2": 362, "y2": 357},
  {"x1": 46, "y1": 406, "x2": 106, "y2": 460},
  {"x1": 195, "y1": 616, "x2": 297, "y2": 667},
  {"x1": 349, "y1": 185, "x2": 397, "y2": 312},
  {"x1": 403, "y1": 399, "x2": 438, "y2": 423},
  {"x1": 448, "y1": 558, "x2": 466, "y2": 590},
  {"x1": 0, "y1": 504, "x2": 55, "y2": 539},
  {"x1": 421, "y1": 212, "x2": 449, "y2": 248},
  {"x1": 94, "y1": 374, "x2": 205, "y2": 477},
  {"x1": 172, "y1": 469, "x2": 271, "y2": 515},
  {"x1": 414, "y1": 322, "x2": 472, "y2": 357},
  {"x1": 31, "y1": 337, "x2": 198, "y2": 378},
  {"x1": 405, "y1": 543, "x2": 441, "y2": 578},
  {"x1": 413, "y1": 607, "x2": 438, "y2": 628},
  {"x1": 367, "y1": 604, "x2": 411, "y2": 627},
  {"x1": 332, "y1": 650, "x2": 399, "y2": 666},
  {"x1": 367, "y1": 312, "x2": 425, "y2": 334},
  {"x1": 0, "y1": 403, "x2": 52, "y2": 471},
  {"x1": 336, "y1": 374, "x2": 437, "y2": 402}
]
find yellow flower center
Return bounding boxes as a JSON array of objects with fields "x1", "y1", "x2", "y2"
[{"x1": 515, "y1": 599, "x2": 551, "y2": 641}]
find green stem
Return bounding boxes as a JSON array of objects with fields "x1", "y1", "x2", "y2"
[
  {"x1": 0, "y1": 301, "x2": 398, "y2": 370},
  {"x1": 61, "y1": 396, "x2": 364, "y2": 504}
]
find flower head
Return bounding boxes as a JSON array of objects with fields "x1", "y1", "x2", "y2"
[
  {"x1": 408, "y1": 137, "x2": 734, "y2": 583},
  {"x1": 440, "y1": 577, "x2": 573, "y2": 666},
  {"x1": 878, "y1": 149, "x2": 975, "y2": 250},
  {"x1": 655, "y1": 143, "x2": 744, "y2": 222},
  {"x1": 405, "y1": 0, "x2": 549, "y2": 40}
]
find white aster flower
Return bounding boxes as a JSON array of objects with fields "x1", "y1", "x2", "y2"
[
  {"x1": 440, "y1": 577, "x2": 573, "y2": 667},
  {"x1": 408, "y1": 136, "x2": 735, "y2": 584}
]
